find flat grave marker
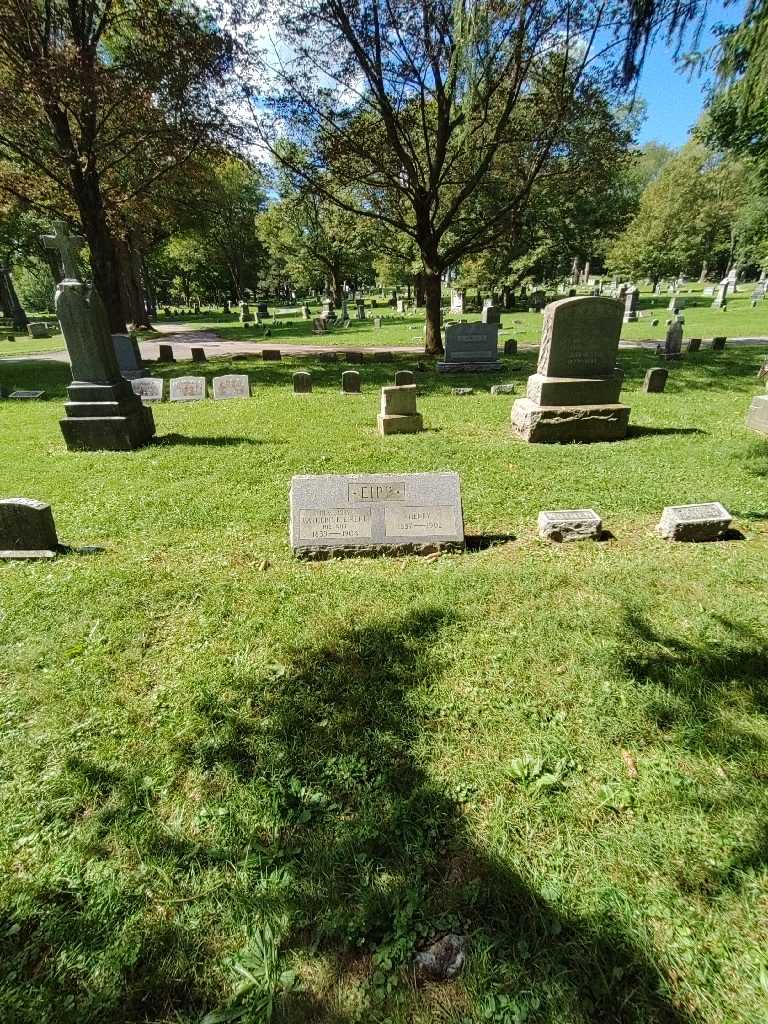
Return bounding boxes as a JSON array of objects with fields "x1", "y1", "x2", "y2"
[
  {"x1": 657, "y1": 502, "x2": 732, "y2": 542},
  {"x1": 169, "y1": 376, "x2": 206, "y2": 402},
  {"x1": 538, "y1": 508, "x2": 602, "y2": 542},
  {"x1": 212, "y1": 374, "x2": 250, "y2": 400},
  {"x1": 9, "y1": 390, "x2": 45, "y2": 400}
]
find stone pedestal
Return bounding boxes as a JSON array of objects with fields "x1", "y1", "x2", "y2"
[
  {"x1": 511, "y1": 399, "x2": 629, "y2": 442},
  {"x1": 0, "y1": 498, "x2": 59, "y2": 559},
  {"x1": 61, "y1": 380, "x2": 155, "y2": 451},
  {"x1": 746, "y1": 394, "x2": 768, "y2": 435},
  {"x1": 377, "y1": 384, "x2": 423, "y2": 435}
]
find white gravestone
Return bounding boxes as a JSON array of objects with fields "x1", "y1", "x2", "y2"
[
  {"x1": 212, "y1": 374, "x2": 250, "y2": 400},
  {"x1": 290, "y1": 472, "x2": 464, "y2": 559},
  {"x1": 169, "y1": 376, "x2": 206, "y2": 402},
  {"x1": 657, "y1": 503, "x2": 732, "y2": 542},
  {"x1": 131, "y1": 378, "x2": 164, "y2": 402}
]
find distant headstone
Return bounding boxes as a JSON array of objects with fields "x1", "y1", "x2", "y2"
[
  {"x1": 511, "y1": 296, "x2": 629, "y2": 443},
  {"x1": 239, "y1": 301, "x2": 253, "y2": 323},
  {"x1": 9, "y1": 390, "x2": 45, "y2": 400},
  {"x1": 131, "y1": 378, "x2": 163, "y2": 403},
  {"x1": 538, "y1": 508, "x2": 601, "y2": 543},
  {"x1": 321, "y1": 298, "x2": 336, "y2": 321},
  {"x1": 312, "y1": 317, "x2": 327, "y2": 334},
  {"x1": 302, "y1": 304, "x2": 311, "y2": 319},
  {"x1": 373, "y1": 351, "x2": 393, "y2": 362},
  {"x1": 112, "y1": 333, "x2": 144, "y2": 378},
  {"x1": 481, "y1": 304, "x2": 501, "y2": 325},
  {"x1": 27, "y1": 322, "x2": 49, "y2": 338},
  {"x1": 373, "y1": 316, "x2": 382, "y2": 329},
  {"x1": 687, "y1": 338, "x2": 701, "y2": 352},
  {"x1": 452, "y1": 387, "x2": 473, "y2": 396},
  {"x1": 169, "y1": 376, "x2": 206, "y2": 402},
  {"x1": 377, "y1": 384, "x2": 423, "y2": 435},
  {"x1": 289, "y1": 472, "x2": 464, "y2": 558},
  {"x1": 212, "y1": 374, "x2": 249, "y2": 400},
  {"x1": 622, "y1": 286, "x2": 639, "y2": 322},
  {"x1": 158, "y1": 343, "x2": 175, "y2": 362},
  {"x1": 712, "y1": 336, "x2": 726, "y2": 351},
  {"x1": 661, "y1": 321, "x2": 683, "y2": 360},
  {"x1": 712, "y1": 279, "x2": 729, "y2": 309},
  {"x1": 262, "y1": 349, "x2": 281, "y2": 361},
  {"x1": 293, "y1": 371, "x2": 312, "y2": 394},
  {"x1": 191, "y1": 347, "x2": 207, "y2": 363},
  {"x1": 643, "y1": 367, "x2": 668, "y2": 393},
  {"x1": 346, "y1": 350, "x2": 364, "y2": 364},
  {"x1": 503, "y1": 338, "x2": 518, "y2": 355},
  {"x1": 746, "y1": 393, "x2": 768, "y2": 435},
  {"x1": 394, "y1": 370, "x2": 415, "y2": 386},
  {"x1": 355, "y1": 299, "x2": 366, "y2": 320},
  {"x1": 657, "y1": 502, "x2": 732, "y2": 542},
  {"x1": 727, "y1": 267, "x2": 738, "y2": 292},
  {"x1": 0, "y1": 498, "x2": 59, "y2": 559},
  {"x1": 342, "y1": 370, "x2": 361, "y2": 394},
  {"x1": 450, "y1": 289, "x2": 464, "y2": 314},
  {"x1": 438, "y1": 322, "x2": 501, "y2": 372},
  {"x1": 490, "y1": 383, "x2": 515, "y2": 395},
  {"x1": 257, "y1": 300, "x2": 270, "y2": 317},
  {"x1": 396, "y1": 298, "x2": 406, "y2": 314}
]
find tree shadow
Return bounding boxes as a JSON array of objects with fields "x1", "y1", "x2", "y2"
[
  {"x1": 626, "y1": 425, "x2": 707, "y2": 438},
  {"x1": 153, "y1": 433, "x2": 271, "y2": 447}
]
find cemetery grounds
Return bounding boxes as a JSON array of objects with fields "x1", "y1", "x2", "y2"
[{"x1": 0, "y1": 291, "x2": 767, "y2": 1023}]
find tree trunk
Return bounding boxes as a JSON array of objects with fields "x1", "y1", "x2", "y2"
[
  {"x1": 414, "y1": 272, "x2": 426, "y2": 307},
  {"x1": 329, "y1": 263, "x2": 343, "y2": 306},
  {"x1": 115, "y1": 238, "x2": 149, "y2": 329},
  {"x1": 423, "y1": 271, "x2": 443, "y2": 355},
  {"x1": 142, "y1": 254, "x2": 157, "y2": 319},
  {"x1": 77, "y1": 185, "x2": 127, "y2": 332}
]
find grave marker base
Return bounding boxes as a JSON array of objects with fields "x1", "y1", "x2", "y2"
[
  {"x1": 436, "y1": 361, "x2": 503, "y2": 373},
  {"x1": 377, "y1": 413, "x2": 423, "y2": 435},
  {"x1": 511, "y1": 398, "x2": 630, "y2": 443},
  {"x1": 60, "y1": 380, "x2": 155, "y2": 451}
]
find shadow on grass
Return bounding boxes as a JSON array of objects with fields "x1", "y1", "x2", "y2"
[
  {"x1": 1, "y1": 609, "x2": 693, "y2": 1023},
  {"x1": 626, "y1": 425, "x2": 707, "y2": 438},
  {"x1": 620, "y1": 609, "x2": 768, "y2": 756},
  {"x1": 465, "y1": 532, "x2": 516, "y2": 550},
  {"x1": 154, "y1": 432, "x2": 270, "y2": 448}
]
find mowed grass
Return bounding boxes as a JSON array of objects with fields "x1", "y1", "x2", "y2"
[{"x1": 1, "y1": 346, "x2": 768, "y2": 1024}]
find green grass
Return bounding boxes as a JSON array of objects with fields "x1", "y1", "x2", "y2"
[{"x1": 1, "y1": 346, "x2": 768, "y2": 1023}]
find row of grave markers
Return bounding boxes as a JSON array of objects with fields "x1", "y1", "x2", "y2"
[{"x1": 0, "y1": 488, "x2": 734, "y2": 561}]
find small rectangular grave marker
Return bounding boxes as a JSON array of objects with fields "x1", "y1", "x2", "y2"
[
  {"x1": 712, "y1": 336, "x2": 726, "y2": 351},
  {"x1": 212, "y1": 374, "x2": 250, "y2": 400},
  {"x1": 687, "y1": 338, "x2": 701, "y2": 353},
  {"x1": 657, "y1": 502, "x2": 731, "y2": 542},
  {"x1": 346, "y1": 351, "x2": 364, "y2": 364},
  {"x1": 169, "y1": 376, "x2": 206, "y2": 402},
  {"x1": 0, "y1": 497, "x2": 59, "y2": 559},
  {"x1": 643, "y1": 367, "x2": 668, "y2": 393},
  {"x1": 341, "y1": 370, "x2": 361, "y2": 394},
  {"x1": 9, "y1": 390, "x2": 45, "y2": 400},
  {"x1": 262, "y1": 349, "x2": 281, "y2": 361},
  {"x1": 293, "y1": 370, "x2": 312, "y2": 394},
  {"x1": 394, "y1": 370, "x2": 415, "y2": 386},
  {"x1": 290, "y1": 472, "x2": 464, "y2": 558},
  {"x1": 538, "y1": 508, "x2": 602, "y2": 542},
  {"x1": 27, "y1": 322, "x2": 49, "y2": 338},
  {"x1": 438, "y1": 323, "x2": 501, "y2": 372},
  {"x1": 158, "y1": 343, "x2": 175, "y2": 362},
  {"x1": 191, "y1": 347, "x2": 207, "y2": 363},
  {"x1": 378, "y1": 384, "x2": 423, "y2": 434},
  {"x1": 131, "y1": 378, "x2": 163, "y2": 403}
]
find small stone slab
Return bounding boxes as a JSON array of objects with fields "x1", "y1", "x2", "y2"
[
  {"x1": 27, "y1": 323, "x2": 49, "y2": 338},
  {"x1": 395, "y1": 370, "x2": 415, "y2": 386},
  {"x1": 657, "y1": 502, "x2": 732, "y2": 542},
  {"x1": 262, "y1": 349, "x2": 282, "y2": 361},
  {"x1": 191, "y1": 347, "x2": 207, "y2": 363},
  {"x1": 712, "y1": 336, "x2": 727, "y2": 351},
  {"x1": 687, "y1": 338, "x2": 701, "y2": 353},
  {"x1": 346, "y1": 351, "x2": 364, "y2": 364},
  {"x1": 169, "y1": 376, "x2": 206, "y2": 402},
  {"x1": 293, "y1": 371, "x2": 312, "y2": 394},
  {"x1": 538, "y1": 508, "x2": 602, "y2": 542},
  {"x1": 643, "y1": 367, "x2": 668, "y2": 393},
  {"x1": 290, "y1": 472, "x2": 464, "y2": 559},
  {"x1": 131, "y1": 378, "x2": 163, "y2": 402},
  {"x1": 9, "y1": 390, "x2": 45, "y2": 400},
  {"x1": 212, "y1": 374, "x2": 250, "y2": 400},
  {"x1": 503, "y1": 338, "x2": 518, "y2": 355},
  {"x1": 342, "y1": 370, "x2": 361, "y2": 394},
  {"x1": 490, "y1": 383, "x2": 515, "y2": 395},
  {"x1": 746, "y1": 394, "x2": 768, "y2": 435},
  {"x1": 158, "y1": 344, "x2": 175, "y2": 362},
  {"x1": 0, "y1": 497, "x2": 59, "y2": 558},
  {"x1": 452, "y1": 387, "x2": 474, "y2": 396}
]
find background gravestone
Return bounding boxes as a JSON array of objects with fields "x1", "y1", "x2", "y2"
[
  {"x1": 644, "y1": 367, "x2": 668, "y2": 393},
  {"x1": 112, "y1": 333, "x2": 145, "y2": 378},
  {"x1": 212, "y1": 374, "x2": 250, "y2": 400},
  {"x1": 657, "y1": 503, "x2": 731, "y2": 542},
  {"x1": 511, "y1": 296, "x2": 629, "y2": 442},
  {"x1": 131, "y1": 378, "x2": 163, "y2": 402},
  {"x1": 342, "y1": 370, "x2": 361, "y2": 394},
  {"x1": 378, "y1": 384, "x2": 423, "y2": 434},
  {"x1": 41, "y1": 221, "x2": 154, "y2": 451},
  {"x1": 293, "y1": 371, "x2": 312, "y2": 394},
  {"x1": 0, "y1": 498, "x2": 59, "y2": 559},
  {"x1": 170, "y1": 376, "x2": 206, "y2": 401},
  {"x1": 437, "y1": 323, "x2": 501, "y2": 372}
]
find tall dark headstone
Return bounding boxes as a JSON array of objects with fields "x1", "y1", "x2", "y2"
[{"x1": 41, "y1": 221, "x2": 154, "y2": 451}]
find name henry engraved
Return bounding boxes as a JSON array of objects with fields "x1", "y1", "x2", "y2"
[
  {"x1": 299, "y1": 508, "x2": 372, "y2": 540},
  {"x1": 384, "y1": 505, "x2": 455, "y2": 537},
  {"x1": 348, "y1": 481, "x2": 405, "y2": 502}
]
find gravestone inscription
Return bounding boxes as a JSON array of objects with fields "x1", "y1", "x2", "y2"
[
  {"x1": 212, "y1": 374, "x2": 250, "y2": 400},
  {"x1": 169, "y1": 376, "x2": 206, "y2": 402},
  {"x1": 657, "y1": 502, "x2": 732, "y2": 542},
  {"x1": 438, "y1": 322, "x2": 501, "y2": 372},
  {"x1": 131, "y1": 378, "x2": 164, "y2": 402}
]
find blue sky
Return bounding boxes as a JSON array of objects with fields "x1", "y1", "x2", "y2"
[{"x1": 636, "y1": 1, "x2": 745, "y2": 148}]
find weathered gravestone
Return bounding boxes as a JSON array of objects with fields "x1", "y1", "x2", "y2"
[
  {"x1": 450, "y1": 289, "x2": 465, "y2": 314},
  {"x1": 482, "y1": 304, "x2": 501, "y2": 325},
  {"x1": 313, "y1": 317, "x2": 328, "y2": 335},
  {"x1": 41, "y1": 221, "x2": 154, "y2": 451},
  {"x1": 0, "y1": 498, "x2": 59, "y2": 559},
  {"x1": 622, "y1": 286, "x2": 639, "y2": 322},
  {"x1": 191, "y1": 347, "x2": 207, "y2": 363},
  {"x1": 712, "y1": 280, "x2": 729, "y2": 309},
  {"x1": 239, "y1": 301, "x2": 253, "y2": 324},
  {"x1": 437, "y1": 322, "x2": 501, "y2": 372},
  {"x1": 158, "y1": 343, "x2": 175, "y2": 362},
  {"x1": 503, "y1": 338, "x2": 518, "y2": 355},
  {"x1": 112, "y1": 333, "x2": 145, "y2": 378},
  {"x1": 262, "y1": 349, "x2": 281, "y2": 361},
  {"x1": 131, "y1": 378, "x2": 164, "y2": 403},
  {"x1": 289, "y1": 472, "x2": 464, "y2": 559},
  {"x1": 661, "y1": 321, "x2": 683, "y2": 360},
  {"x1": 355, "y1": 299, "x2": 366, "y2": 320},
  {"x1": 395, "y1": 370, "x2": 415, "y2": 386},
  {"x1": 293, "y1": 371, "x2": 312, "y2": 394},
  {"x1": 373, "y1": 316, "x2": 382, "y2": 329},
  {"x1": 712, "y1": 336, "x2": 727, "y2": 351},
  {"x1": 9, "y1": 390, "x2": 45, "y2": 400},
  {"x1": 490, "y1": 383, "x2": 516, "y2": 395},
  {"x1": 346, "y1": 351, "x2": 364, "y2": 364},
  {"x1": 687, "y1": 338, "x2": 702, "y2": 353},
  {"x1": 169, "y1": 376, "x2": 206, "y2": 402},
  {"x1": 212, "y1": 374, "x2": 250, "y2": 400},
  {"x1": 657, "y1": 502, "x2": 732, "y2": 542},
  {"x1": 27, "y1": 322, "x2": 49, "y2": 338},
  {"x1": 510, "y1": 295, "x2": 629, "y2": 443},
  {"x1": 342, "y1": 370, "x2": 361, "y2": 394},
  {"x1": 644, "y1": 367, "x2": 669, "y2": 393},
  {"x1": 538, "y1": 508, "x2": 602, "y2": 543},
  {"x1": 377, "y1": 384, "x2": 423, "y2": 435}
]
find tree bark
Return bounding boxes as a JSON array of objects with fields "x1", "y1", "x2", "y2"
[
  {"x1": 414, "y1": 272, "x2": 426, "y2": 307},
  {"x1": 115, "y1": 238, "x2": 149, "y2": 329},
  {"x1": 423, "y1": 271, "x2": 443, "y2": 355},
  {"x1": 70, "y1": 170, "x2": 127, "y2": 332}
]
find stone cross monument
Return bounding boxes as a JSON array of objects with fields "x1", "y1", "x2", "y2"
[{"x1": 41, "y1": 221, "x2": 155, "y2": 451}]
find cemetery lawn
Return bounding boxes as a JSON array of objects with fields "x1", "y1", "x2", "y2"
[{"x1": 1, "y1": 347, "x2": 768, "y2": 1024}]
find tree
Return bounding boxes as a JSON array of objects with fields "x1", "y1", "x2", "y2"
[
  {"x1": 606, "y1": 141, "x2": 750, "y2": 281},
  {"x1": 0, "y1": 0, "x2": 238, "y2": 330},
  {"x1": 250, "y1": 0, "x2": 690, "y2": 353}
]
